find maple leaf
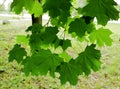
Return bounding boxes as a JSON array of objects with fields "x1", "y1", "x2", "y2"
[
  {"x1": 81, "y1": 16, "x2": 94, "y2": 24},
  {"x1": 9, "y1": 0, "x2": 120, "y2": 86},
  {"x1": 53, "y1": 39, "x2": 72, "y2": 50},
  {"x1": 75, "y1": 44, "x2": 101, "y2": 75},
  {"x1": 24, "y1": 0, "x2": 34, "y2": 11},
  {"x1": 69, "y1": 18, "x2": 87, "y2": 38},
  {"x1": 86, "y1": 23, "x2": 96, "y2": 34},
  {"x1": 27, "y1": 25, "x2": 59, "y2": 51},
  {"x1": 41, "y1": 27, "x2": 59, "y2": 44},
  {"x1": 57, "y1": 60, "x2": 80, "y2": 85},
  {"x1": 43, "y1": 0, "x2": 71, "y2": 23},
  {"x1": 82, "y1": 0, "x2": 119, "y2": 25},
  {"x1": 59, "y1": 51, "x2": 72, "y2": 62},
  {"x1": 11, "y1": 0, "x2": 24, "y2": 14},
  {"x1": 26, "y1": 23, "x2": 42, "y2": 33},
  {"x1": 8, "y1": 44, "x2": 27, "y2": 63},
  {"x1": 61, "y1": 40, "x2": 71, "y2": 50},
  {"x1": 26, "y1": 24, "x2": 43, "y2": 51},
  {"x1": 89, "y1": 28, "x2": 113, "y2": 47},
  {"x1": 24, "y1": 49, "x2": 63, "y2": 77},
  {"x1": 30, "y1": 0, "x2": 43, "y2": 17},
  {"x1": 17, "y1": 35, "x2": 29, "y2": 45}
]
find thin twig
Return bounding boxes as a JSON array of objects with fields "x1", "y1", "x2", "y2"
[{"x1": 44, "y1": 18, "x2": 50, "y2": 26}]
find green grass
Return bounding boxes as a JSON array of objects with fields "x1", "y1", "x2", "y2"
[{"x1": 0, "y1": 19, "x2": 120, "y2": 89}]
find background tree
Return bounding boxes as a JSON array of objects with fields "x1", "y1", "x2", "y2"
[{"x1": 8, "y1": 0, "x2": 119, "y2": 85}]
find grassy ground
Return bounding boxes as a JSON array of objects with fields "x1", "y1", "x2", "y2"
[{"x1": 0, "y1": 19, "x2": 120, "y2": 89}]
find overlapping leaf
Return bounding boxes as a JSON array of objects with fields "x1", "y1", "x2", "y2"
[
  {"x1": 69, "y1": 18, "x2": 87, "y2": 38},
  {"x1": 75, "y1": 44, "x2": 101, "y2": 75},
  {"x1": 43, "y1": 0, "x2": 71, "y2": 24},
  {"x1": 8, "y1": 44, "x2": 27, "y2": 63},
  {"x1": 68, "y1": 18, "x2": 95, "y2": 37},
  {"x1": 82, "y1": 0, "x2": 119, "y2": 25},
  {"x1": 41, "y1": 27, "x2": 59, "y2": 44},
  {"x1": 89, "y1": 28, "x2": 113, "y2": 47},
  {"x1": 59, "y1": 51, "x2": 72, "y2": 62},
  {"x1": 9, "y1": 0, "x2": 119, "y2": 86},
  {"x1": 24, "y1": 0, "x2": 34, "y2": 11},
  {"x1": 11, "y1": 0, "x2": 43, "y2": 17},
  {"x1": 47, "y1": 44, "x2": 101, "y2": 85},
  {"x1": 11, "y1": 0, "x2": 24, "y2": 14},
  {"x1": 26, "y1": 24, "x2": 43, "y2": 51},
  {"x1": 17, "y1": 35, "x2": 29, "y2": 45},
  {"x1": 54, "y1": 39, "x2": 72, "y2": 50},
  {"x1": 26, "y1": 24, "x2": 59, "y2": 51},
  {"x1": 24, "y1": 49, "x2": 63, "y2": 77},
  {"x1": 30, "y1": 0, "x2": 43, "y2": 17},
  {"x1": 57, "y1": 60, "x2": 80, "y2": 85}
]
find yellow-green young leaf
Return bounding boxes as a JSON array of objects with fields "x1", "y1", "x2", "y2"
[
  {"x1": 59, "y1": 51, "x2": 72, "y2": 62},
  {"x1": 17, "y1": 35, "x2": 29, "y2": 45},
  {"x1": 82, "y1": 0, "x2": 119, "y2": 25},
  {"x1": 31, "y1": 0, "x2": 43, "y2": 17},
  {"x1": 89, "y1": 28, "x2": 113, "y2": 47}
]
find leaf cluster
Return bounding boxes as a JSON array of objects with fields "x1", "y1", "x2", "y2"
[{"x1": 9, "y1": 0, "x2": 119, "y2": 85}]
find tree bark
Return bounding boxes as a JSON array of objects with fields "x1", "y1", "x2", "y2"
[
  {"x1": 32, "y1": 15, "x2": 42, "y2": 25},
  {"x1": 31, "y1": 0, "x2": 42, "y2": 25}
]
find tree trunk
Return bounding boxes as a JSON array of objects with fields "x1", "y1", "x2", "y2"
[
  {"x1": 31, "y1": 0, "x2": 42, "y2": 25},
  {"x1": 32, "y1": 15, "x2": 42, "y2": 25}
]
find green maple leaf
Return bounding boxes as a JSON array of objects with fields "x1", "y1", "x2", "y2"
[
  {"x1": 31, "y1": 0, "x2": 43, "y2": 17},
  {"x1": 82, "y1": 0, "x2": 119, "y2": 25},
  {"x1": 43, "y1": 0, "x2": 61, "y2": 18},
  {"x1": 41, "y1": 27, "x2": 59, "y2": 44},
  {"x1": 26, "y1": 24, "x2": 43, "y2": 51},
  {"x1": 8, "y1": 44, "x2": 27, "y2": 63},
  {"x1": 50, "y1": 17, "x2": 60, "y2": 26},
  {"x1": 59, "y1": 51, "x2": 72, "y2": 62},
  {"x1": 69, "y1": 18, "x2": 87, "y2": 38},
  {"x1": 62, "y1": 39, "x2": 71, "y2": 50},
  {"x1": 17, "y1": 35, "x2": 29, "y2": 45},
  {"x1": 9, "y1": 0, "x2": 119, "y2": 86},
  {"x1": 27, "y1": 25, "x2": 59, "y2": 51},
  {"x1": 86, "y1": 23, "x2": 96, "y2": 34},
  {"x1": 81, "y1": 16, "x2": 94, "y2": 24},
  {"x1": 29, "y1": 34, "x2": 42, "y2": 51},
  {"x1": 89, "y1": 28, "x2": 113, "y2": 47},
  {"x1": 53, "y1": 39, "x2": 71, "y2": 50},
  {"x1": 57, "y1": 60, "x2": 80, "y2": 85},
  {"x1": 11, "y1": 0, "x2": 24, "y2": 14},
  {"x1": 43, "y1": 0, "x2": 71, "y2": 23},
  {"x1": 26, "y1": 23, "x2": 42, "y2": 33},
  {"x1": 24, "y1": 0, "x2": 34, "y2": 11},
  {"x1": 76, "y1": 44, "x2": 101, "y2": 75},
  {"x1": 24, "y1": 49, "x2": 63, "y2": 77},
  {"x1": 11, "y1": 0, "x2": 43, "y2": 16}
]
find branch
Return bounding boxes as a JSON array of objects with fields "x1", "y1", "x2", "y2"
[{"x1": 44, "y1": 18, "x2": 50, "y2": 26}]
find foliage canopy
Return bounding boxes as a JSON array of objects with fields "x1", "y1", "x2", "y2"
[{"x1": 9, "y1": 0, "x2": 119, "y2": 85}]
